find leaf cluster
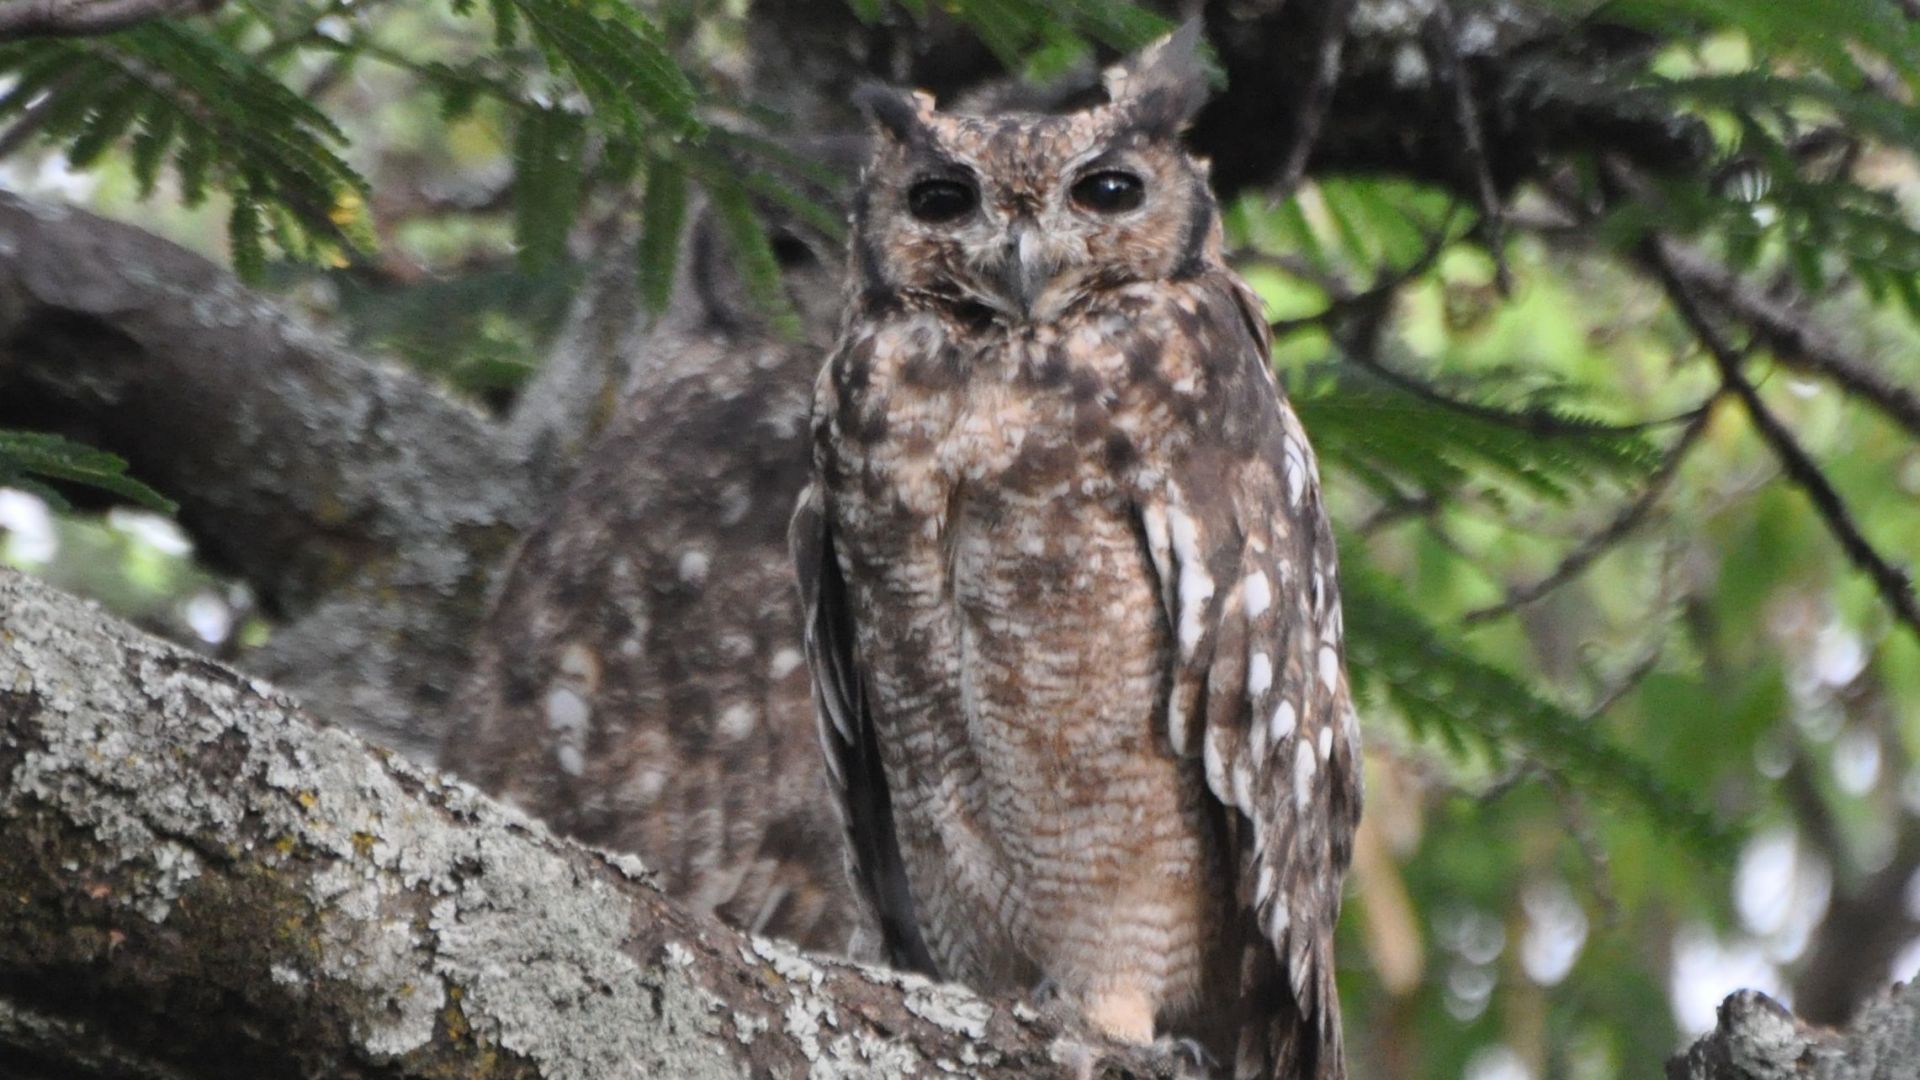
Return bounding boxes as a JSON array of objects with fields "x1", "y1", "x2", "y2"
[
  {"x1": 0, "y1": 432, "x2": 175, "y2": 513},
  {"x1": 1594, "y1": 0, "x2": 1920, "y2": 315},
  {"x1": 0, "y1": 18, "x2": 369, "y2": 278}
]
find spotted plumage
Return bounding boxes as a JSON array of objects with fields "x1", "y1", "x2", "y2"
[{"x1": 791, "y1": 25, "x2": 1361, "y2": 1078}]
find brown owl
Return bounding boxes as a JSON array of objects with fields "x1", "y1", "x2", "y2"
[
  {"x1": 444, "y1": 204, "x2": 865, "y2": 957},
  {"x1": 790, "y1": 24, "x2": 1363, "y2": 1080}
]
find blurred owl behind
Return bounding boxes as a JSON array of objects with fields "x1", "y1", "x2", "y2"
[
  {"x1": 793, "y1": 25, "x2": 1362, "y2": 1079},
  {"x1": 444, "y1": 202, "x2": 865, "y2": 957}
]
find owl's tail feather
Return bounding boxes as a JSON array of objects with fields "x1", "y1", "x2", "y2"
[{"x1": 1235, "y1": 939, "x2": 1346, "y2": 1080}]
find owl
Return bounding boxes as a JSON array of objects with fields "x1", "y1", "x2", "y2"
[
  {"x1": 444, "y1": 204, "x2": 865, "y2": 957},
  {"x1": 789, "y1": 23, "x2": 1363, "y2": 1080}
]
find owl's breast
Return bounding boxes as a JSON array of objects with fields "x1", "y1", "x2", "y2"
[{"x1": 820, "y1": 302, "x2": 1241, "y2": 1005}]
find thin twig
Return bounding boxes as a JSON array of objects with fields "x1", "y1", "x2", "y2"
[
  {"x1": 1423, "y1": 0, "x2": 1510, "y2": 293},
  {"x1": 1272, "y1": 0, "x2": 1357, "y2": 196},
  {"x1": 1266, "y1": 229, "x2": 1454, "y2": 338},
  {"x1": 1548, "y1": 774, "x2": 1622, "y2": 929},
  {"x1": 0, "y1": 0, "x2": 216, "y2": 41},
  {"x1": 1660, "y1": 242, "x2": 1920, "y2": 441},
  {"x1": 1344, "y1": 344, "x2": 1705, "y2": 438},
  {"x1": 1648, "y1": 239, "x2": 1920, "y2": 644},
  {"x1": 1583, "y1": 639, "x2": 1666, "y2": 722},
  {"x1": 1462, "y1": 400, "x2": 1717, "y2": 624},
  {"x1": 0, "y1": 69, "x2": 78, "y2": 158},
  {"x1": 1355, "y1": 489, "x2": 1441, "y2": 536}
]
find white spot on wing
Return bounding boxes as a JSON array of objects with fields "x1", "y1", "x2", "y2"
[
  {"x1": 544, "y1": 687, "x2": 589, "y2": 735},
  {"x1": 769, "y1": 647, "x2": 804, "y2": 680},
  {"x1": 1204, "y1": 727, "x2": 1230, "y2": 796},
  {"x1": 623, "y1": 766, "x2": 667, "y2": 804},
  {"x1": 1318, "y1": 725, "x2": 1333, "y2": 762},
  {"x1": 1270, "y1": 699, "x2": 1297, "y2": 743},
  {"x1": 1294, "y1": 740, "x2": 1318, "y2": 811},
  {"x1": 1265, "y1": 897, "x2": 1291, "y2": 940},
  {"x1": 1243, "y1": 570, "x2": 1272, "y2": 618},
  {"x1": 1318, "y1": 644, "x2": 1340, "y2": 693},
  {"x1": 1249, "y1": 652, "x2": 1273, "y2": 697},
  {"x1": 1169, "y1": 506, "x2": 1214, "y2": 658},
  {"x1": 1168, "y1": 693, "x2": 1192, "y2": 756},
  {"x1": 677, "y1": 548, "x2": 711, "y2": 586},
  {"x1": 718, "y1": 702, "x2": 758, "y2": 740},
  {"x1": 1284, "y1": 438, "x2": 1307, "y2": 506}
]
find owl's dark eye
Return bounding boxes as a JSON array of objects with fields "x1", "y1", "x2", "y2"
[
  {"x1": 907, "y1": 178, "x2": 978, "y2": 223},
  {"x1": 1071, "y1": 170, "x2": 1145, "y2": 213}
]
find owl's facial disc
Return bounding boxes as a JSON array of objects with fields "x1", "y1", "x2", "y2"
[{"x1": 854, "y1": 100, "x2": 1213, "y2": 323}]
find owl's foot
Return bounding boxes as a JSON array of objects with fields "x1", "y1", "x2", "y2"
[
  {"x1": 1022, "y1": 977, "x2": 1087, "y2": 1031},
  {"x1": 1152, "y1": 1035, "x2": 1220, "y2": 1078},
  {"x1": 1028, "y1": 976, "x2": 1062, "y2": 1008},
  {"x1": 1082, "y1": 986, "x2": 1156, "y2": 1045}
]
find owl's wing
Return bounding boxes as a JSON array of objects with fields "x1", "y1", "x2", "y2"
[
  {"x1": 1136, "y1": 284, "x2": 1363, "y2": 1078},
  {"x1": 790, "y1": 484, "x2": 941, "y2": 975}
]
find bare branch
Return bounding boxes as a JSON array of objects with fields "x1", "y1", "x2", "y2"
[
  {"x1": 1647, "y1": 239, "x2": 1920, "y2": 644},
  {"x1": 1659, "y1": 242, "x2": 1920, "y2": 441},
  {"x1": 0, "y1": 0, "x2": 215, "y2": 41},
  {"x1": 0, "y1": 192, "x2": 534, "y2": 756},
  {"x1": 1422, "y1": 0, "x2": 1509, "y2": 293},
  {"x1": 1462, "y1": 402, "x2": 1716, "y2": 624},
  {"x1": 1270, "y1": 0, "x2": 1358, "y2": 196},
  {"x1": 1669, "y1": 982, "x2": 1920, "y2": 1080},
  {"x1": 0, "y1": 569, "x2": 1180, "y2": 1080}
]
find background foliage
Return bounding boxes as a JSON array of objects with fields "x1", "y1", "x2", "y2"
[{"x1": 5, "y1": 1, "x2": 1920, "y2": 1077}]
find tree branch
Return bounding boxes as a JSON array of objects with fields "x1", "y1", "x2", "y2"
[
  {"x1": 1462, "y1": 401, "x2": 1715, "y2": 624},
  {"x1": 1647, "y1": 239, "x2": 1920, "y2": 644},
  {"x1": 1668, "y1": 983, "x2": 1920, "y2": 1080},
  {"x1": 0, "y1": 0, "x2": 215, "y2": 41},
  {"x1": 0, "y1": 193, "x2": 535, "y2": 756},
  {"x1": 1421, "y1": 0, "x2": 1509, "y2": 292},
  {"x1": 0, "y1": 568, "x2": 1179, "y2": 1080},
  {"x1": 1657, "y1": 242, "x2": 1920, "y2": 441},
  {"x1": 1269, "y1": 0, "x2": 1356, "y2": 196}
]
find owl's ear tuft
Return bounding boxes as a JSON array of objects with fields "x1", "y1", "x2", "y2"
[
  {"x1": 1104, "y1": 19, "x2": 1211, "y2": 138},
  {"x1": 855, "y1": 84, "x2": 938, "y2": 145}
]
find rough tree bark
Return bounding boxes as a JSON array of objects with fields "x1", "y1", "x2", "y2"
[
  {"x1": 1669, "y1": 983, "x2": 1920, "y2": 1080},
  {"x1": 0, "y1": 193, "x2": 534, "y2": 760},
  {"x1": 0, "y1": 568, "x2": 1184, "y2": 1080}
]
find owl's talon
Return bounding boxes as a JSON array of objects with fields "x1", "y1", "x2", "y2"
[
  {"x1": 1152, "y1": 1035, "x2": 1219, "y2": 1078},
  {"x1": 1028, "y1": 976, "x2": 1062, "y2": 1007}
]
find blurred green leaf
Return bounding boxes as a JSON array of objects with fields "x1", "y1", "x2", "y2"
[{"x1": 0, "y1": 432, "x2": 176, "y2": 514}]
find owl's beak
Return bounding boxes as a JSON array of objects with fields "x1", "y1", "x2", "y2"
[{"x1": 996, "y1": 223, "x2": 1056, "y2": 317}]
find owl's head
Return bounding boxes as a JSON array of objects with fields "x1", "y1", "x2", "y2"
[{"x1": 850, "y1": 23, "x2": 1217, "y2": 324}]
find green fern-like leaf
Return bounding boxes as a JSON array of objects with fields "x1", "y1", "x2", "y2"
[
  {"x1": 0, "y1": 20, "x2": 371, "y2": 278},
  {"x1": 637, "y1": 155, "x2": 689, "y2": 314},
  {"x1": 935, "y1": 0, "x2": 1169, "y2": 67},
  {"x1": 512, "y1": 106, "x2": 587, "y2": 270},
  {"x1": 1299, "y1": 383, "x2": 1662, "y2": 506},
  {"x1": 1342, "y1": 563, "x2": 1734, "y2": 857},
  {"x1": 508, "y1": 0, "x2": 701, "y2": 140},
  {"x1": 704, "y1": 172, "x2": 801, "y2": 339},
  {"x1": 0, "y1": 431, "x2": 176, "y2": 513}
]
